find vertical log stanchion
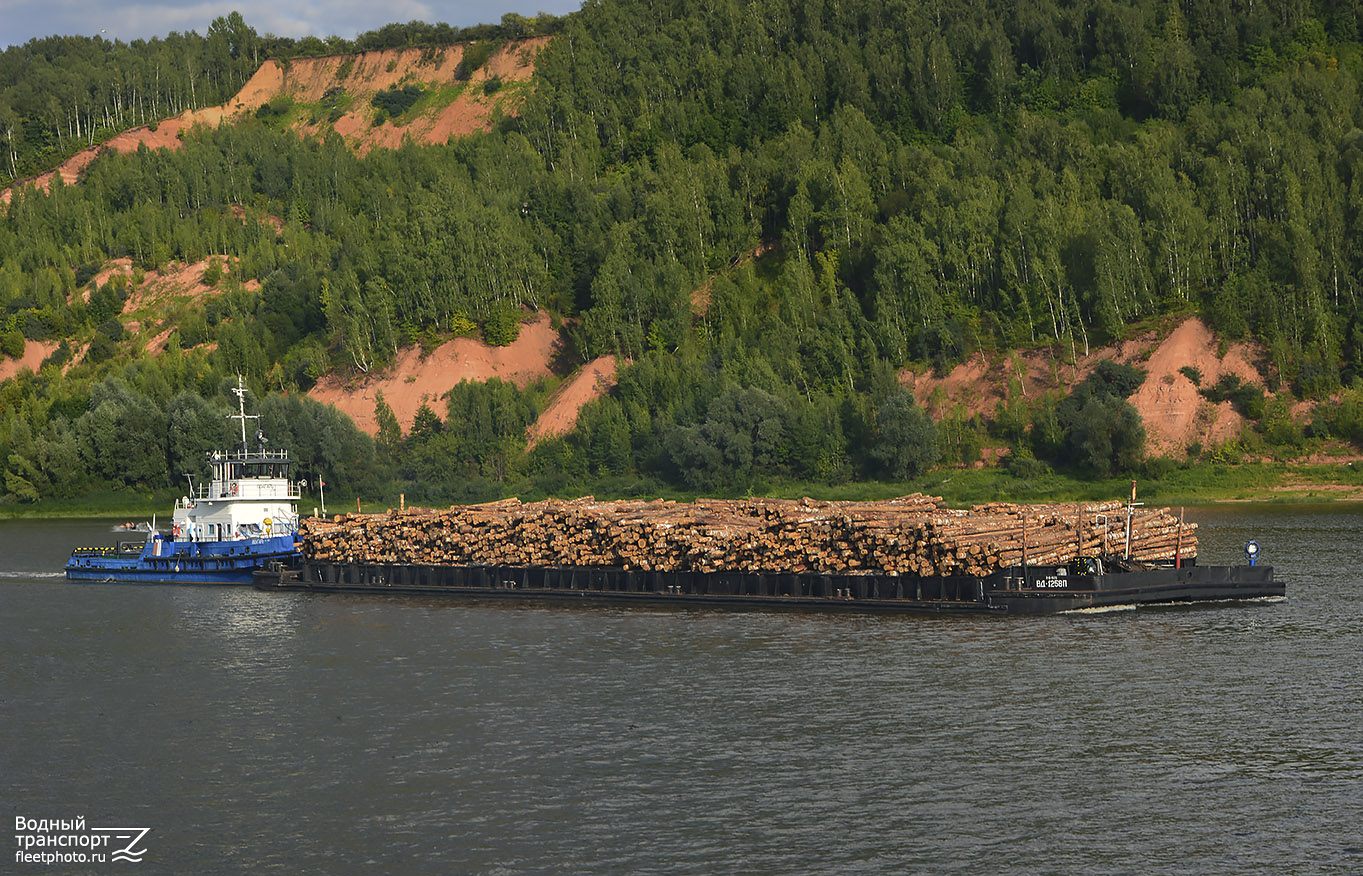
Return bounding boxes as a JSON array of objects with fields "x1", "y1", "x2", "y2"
[
  {"x1": 1075, "y1": 504, "x2": 1083, "y2": 560},
  {"x1": 1124, "y1": 479, "x2": 1138, "y2": 559},
  {"x1": 1175, "y1": 507, "x2": 1184, "y2": 569}
]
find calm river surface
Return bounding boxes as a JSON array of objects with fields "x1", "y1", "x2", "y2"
[{"x1": 2, "y1": 506, "x2": 1360, "y2": 874}]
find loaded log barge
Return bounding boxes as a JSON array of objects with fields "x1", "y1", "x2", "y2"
[{"x1": 254, "y1": 493, "x2": 1283, "y2": 614}]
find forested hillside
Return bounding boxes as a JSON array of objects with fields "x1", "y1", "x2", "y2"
[
  {"x1": 0, "y1": 14, "x2": 263, "y2": 184},
  {"x1": 0, "y1": 12, "x2": 562, "y2": 186},
  {"x1": 2, "y1": 0, "x2": 1362, "y2": 506}
]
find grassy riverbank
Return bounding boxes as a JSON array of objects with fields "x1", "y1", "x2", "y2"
[
  {"x1": 0, "y1": 489, "x2": 392, "y2": 520},
  {"x1": 0, "y1": 489, "x2": 179, "y2": 520},
  {"x1": 5, "y1": 461, "x2": 1362, "y2": 520},
  {"x1": 916, "y1": 461, "x2": 1363, "y2": 506},
  {"x1": 678, "y1": 460, "x2": 1363, "y2": 507}
]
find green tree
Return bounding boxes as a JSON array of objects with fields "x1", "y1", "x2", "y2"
[
  {"x1": 1041, "y1": 361, "x2": 1148, "y2": 475},
  {"x1": 374, "y1": 390, "x2": 402, "y2": 461},
  {"x1": 167, "y1": 391, "x2": 229, "y2": 484},
  {"x1": 0, "y1": 327, "x2": 23, "y2": 359},
  {"x1": 76, "y1": 378, "x2": 169, "y2": 487},
  {"x1": 662, "y1": 385, "x2": 789, "y2": 490},
  {"x1": 868, "y1": 388, "x2": 938, "y2": 479}
]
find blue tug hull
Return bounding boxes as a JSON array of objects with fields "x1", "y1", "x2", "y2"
[{"x1": 66, "y1": 533, "x2": 300, "y2": 585}]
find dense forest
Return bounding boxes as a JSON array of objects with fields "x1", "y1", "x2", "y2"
[{"x1": 2, "y1": 0, "x2": 1362, "y2": 505}]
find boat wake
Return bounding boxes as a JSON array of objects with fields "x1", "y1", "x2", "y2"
[
  {"x1": 0, "y1": 570, "x2": 65, "y2": 580},
  {"x1": 1171, "y1": 595, "x2": 1288, "y2": 606},
  {"x1": 1061, "y1": 595, "x2": 1287, "y2": 615}
]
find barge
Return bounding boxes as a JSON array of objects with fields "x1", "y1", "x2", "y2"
[{"x1": 255, "y1": 554, "x2": 1282, "y2": 615}]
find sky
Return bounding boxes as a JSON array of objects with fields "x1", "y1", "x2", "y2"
[{"x1": 0, "y1": 0, "x2": 585, "y2": 50}]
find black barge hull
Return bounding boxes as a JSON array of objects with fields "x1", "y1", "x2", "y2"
[{"x1": 256, "y1": 560, "x2": 1283, "y2": 615}]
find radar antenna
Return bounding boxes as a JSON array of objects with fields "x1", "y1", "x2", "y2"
[{"x1": 227, "y1": 374, "x2": 260, "y2": 448}]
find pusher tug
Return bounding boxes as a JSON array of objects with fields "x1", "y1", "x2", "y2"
[{"x1": 66, "y1": 377, "x2": 302, "y2": 584}]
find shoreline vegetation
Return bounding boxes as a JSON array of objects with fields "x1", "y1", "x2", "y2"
[{"x1": 7, "y1": 460, "x2": 1361, "y2": 520}]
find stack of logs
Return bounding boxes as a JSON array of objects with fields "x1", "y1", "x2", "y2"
[{"x1": 300, "y1": 495, "x2": 1196, "y2": 577}]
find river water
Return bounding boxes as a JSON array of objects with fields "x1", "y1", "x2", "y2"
[{"x1": 2, "y1": 507, "x2": 1360, "y2": 874}]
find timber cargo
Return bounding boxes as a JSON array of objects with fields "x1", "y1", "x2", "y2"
[{"x1": 255, "y1": 494, "x2": 1284, "y2": 614}]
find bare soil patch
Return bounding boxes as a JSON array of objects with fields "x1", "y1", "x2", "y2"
[
  {"x1": 309, "y1": 312, "x2": 562, "y2": 435},
  {"x1": 0, "y1": 341, "x2": 59, "y2": 383},
  {"x1": 1125, "y1": 318, "x2": 1263, "y2": 456},
  {"x1": 120, "y1": 258, "x2": 255, "y2": 314},
  {"x1": 901, "y1": 317, "x2": 1278, "y2": 457},
  {"x1": 903, "y1": 329, "x2": 1156, "y2": 420},
  {"x1": 83, "y1": 256, "x2": 256, "y2": 353},
  {"x1": 527, "y1": 355, "x2": 620, "y2": 448}
]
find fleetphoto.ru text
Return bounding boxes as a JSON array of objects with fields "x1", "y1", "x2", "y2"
[{"x1": 14, "y1": 817, "x2": 150, "y2": 866}]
